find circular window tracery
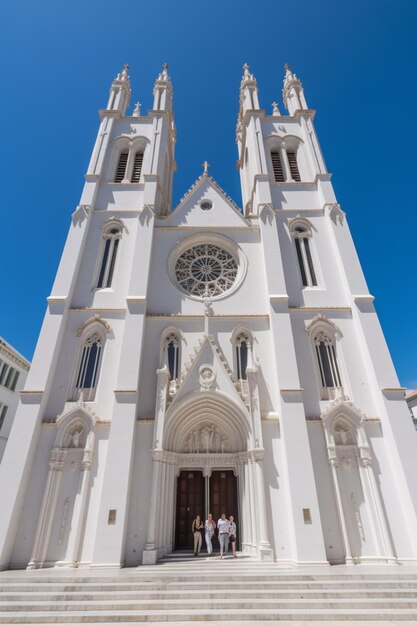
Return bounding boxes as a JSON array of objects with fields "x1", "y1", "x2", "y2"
[{"x1": 175, "y1": 244, "x2": 238, "y2": 297}]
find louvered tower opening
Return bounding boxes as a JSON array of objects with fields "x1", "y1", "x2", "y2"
[
  {"x1": 131, "y1": 152, "x2": 143, "y2": 183},
  {"x1": 287, "y1": 151, "x2": 301, "y2": 181},
  {"x1": 271, "y1": 151, "x2": 284, "y2": 182},
  {"x1": 114, "y1": 151, "x2": 128, "y2": 182}
]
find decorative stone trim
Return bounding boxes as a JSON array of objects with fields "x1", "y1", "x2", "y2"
[
  {"x1": 151, "y1": 448, "x2": 264, "y2": 468},
  {"x1": 0, "y1": 342, "x2": 30, "y2": 370},
  {"x1": 76, "y1": 314, "x2": 112, "y2": 337}
]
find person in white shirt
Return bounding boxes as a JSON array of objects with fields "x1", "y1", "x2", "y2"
[
  {"x1": 228, "y1": 515, "x2": 237, "y2": 557},
  {"x1": 217, "y1": 513, "x2": 229, "y2": 559},
  {"x1": 204, "y1": 513, "x2": 216, "y2": 555}
]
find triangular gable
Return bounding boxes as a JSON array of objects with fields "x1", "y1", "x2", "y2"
[
  {"x1": 168, "y1": 334, "x2": 249, "y2": 415},
  {"x1": 160, "y1": 174, "x2": 249, "y2": 228}
]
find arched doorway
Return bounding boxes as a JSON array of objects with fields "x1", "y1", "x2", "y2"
[{"x1": 175, "y1": 469, "x2": 239, "y2": 551}]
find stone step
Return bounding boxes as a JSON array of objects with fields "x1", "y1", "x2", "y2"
[
  {"x1": 1, "y1": 562, "x2": 417, "y2": 624},
  {"x1": 0, "y1": 573, "x2": 417, "y2": 593},
  {"x1": 2, "y1": 588, "x2": 417, "y2": 601},
  {"x1": 2, "y1": 598, "x2": 417, "y2": 612},
  {"x1": 1, "y1": 607, "x2": 417, "y2": 623}
]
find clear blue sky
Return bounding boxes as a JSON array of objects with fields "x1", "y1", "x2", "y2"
[{"x1": 1, "y1": 0, "x2": 416, "y2": 388}]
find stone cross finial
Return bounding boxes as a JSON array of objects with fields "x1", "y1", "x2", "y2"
[
  {"x1": 272, "y1": 101, "x2": 281, "y2": 115},
  {"x1": 202, "y1": 160, "x2": 210, "y2": 173}
]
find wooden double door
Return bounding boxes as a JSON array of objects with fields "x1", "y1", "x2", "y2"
[{"x1": 175, "y1": 469, "x2": 238, "y2": 551}]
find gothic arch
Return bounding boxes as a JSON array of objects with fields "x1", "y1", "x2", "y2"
[
  {"x1": 100, "y1": 216, "x2": 128, "y2": 234},
  {"x1": 305, "y1": 314, "x2": 342, "y2": 339},
  {"x1": 164, "y1": 390, "x2": 251, "y2": 453},
  {"x1": 159, "y1": 326, "x2": 184, "y2": 367},
  {"x1": 76, "y1": 315, "x2": 112, "y2": 338},
  {"x1": 321, "y1": 400, "x2": 368, "y2": 448},
  {"x1": 288, "y1": 215, "x2": 317, "y2": 234},
  {"x1": 55, "y1": 404, "x2": 97, "y2": 449}
]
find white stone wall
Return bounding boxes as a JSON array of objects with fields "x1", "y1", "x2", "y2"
[{"x1": 1, "y1": 65, "x2": 417, "y2": 571}]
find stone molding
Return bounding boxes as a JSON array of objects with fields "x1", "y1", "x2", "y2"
[{"x1": 151, "y1": 447, "x2": 264, "y2": 469}]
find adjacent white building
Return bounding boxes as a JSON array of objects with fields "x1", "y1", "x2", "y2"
[
  {"x1": 406, "y1": 389, "x2": 417, "y2": 428},
  {"x1": 0, "y1": 337, "x2": 30, "y2": 462},
  {"x1": 1, "y1": 63, "x2": 417, "y2": 570}
]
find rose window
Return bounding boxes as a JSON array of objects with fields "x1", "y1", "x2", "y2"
[{"x1": 174, "y1": 244, "x2": 238, "y2": 297}]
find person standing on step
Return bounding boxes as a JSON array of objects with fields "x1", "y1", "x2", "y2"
[
  {"x1": 192, "y1": 514, "x2": 204, "y2": 556},
  {"x1": 228, "y1": 515, "x2": 237, "y2": 557},
  {"x1": 204, "y1": 513, "x2": 216, "y2": 556},
  {"x1": 217, "y1": 512, "x2": 229, "y2": 559}
]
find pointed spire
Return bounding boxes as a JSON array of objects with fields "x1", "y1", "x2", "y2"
[
  {"x1": 238, "y1": 62, "x2": 260, "y2": 123},
  {"x1": 240, "y1": 63, "x2": 257, "y2": 88},
  {"x1": 282, "y1": 63, "x2": 308, "y2": 115},
  {"x1": 153, "y1": 63, "x2": 173, "y2": 111},
  {"x1": 106, "y1": 64, "x2": 131, "y2": 115},
  {"x1": 119, "y1": 63, "x2": 130, "y2": 81}
]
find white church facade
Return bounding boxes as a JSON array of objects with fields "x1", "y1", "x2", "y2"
[{"x1": 1, "y1": 63, "x2": 417, "y2": 570}]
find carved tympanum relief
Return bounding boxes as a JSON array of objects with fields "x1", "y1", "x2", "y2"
[{"x1": 182, "y1": 424, "x2": 231, "y2": 454}]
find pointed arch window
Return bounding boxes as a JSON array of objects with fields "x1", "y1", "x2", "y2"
[
  {"x1": 162, "y1": 332, "x2": 181, "y2": 383},
  {"x1": 114, "y1": 150, "x2": 128, "y2": 182},
  {"x1": 131, "y1": 151, "x2": 143, "y2": 183},
  {"x1": 271, "y1": 151, "x2": 285, "y2": 182},
  {"x1": 291, "y1": 224, "x2": 317, "y2": 287},
  {"x1": 96, "y1": 225, "x2": 122, "y2": 289},
  {"x1": 71, "y1": 332, "x2": 104, "y2": 401},
  {"x1": 286, "y1": 150, "x2": 301, "y2": 181},
  {"x1": 314, "y1": 332, "x2": 342, "y2": 391},
  {"x1": 235, "y1": 333, "x2": 249, "y2": 380}
]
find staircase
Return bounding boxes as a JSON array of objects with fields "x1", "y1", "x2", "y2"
[{"x1": 1, "y1": 553, "x2": 417, "y2": 624}]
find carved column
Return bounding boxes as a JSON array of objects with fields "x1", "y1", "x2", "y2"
[
  {"x1": 27, "y1": 448, "x2": 67, "y2": 569},
  {"x1": 154, "y1": 366, "x2": 169, "y2": 449},
  {"x1": 242, "y1": 460, "x2": 253, "y2": 550},
  {"x1": 253, "y1": 454, "x2": 273, "y2": 560},
  {"x1": 246, "y1": 367, "x2": 263, "y2": 448},
  {"x1": 142, "y1": 452, "x2": 162, "y2": 565},
  {"x1": 358, "y1": 446, "x2": 396, "y2": 562},
  {"x1": 247, "y1": 458, "x2": 258, "y2": 550},
  {"x1": 70, "y1": 444, "x2": 94, "y2": 567},
  {"x1": 156, "y1": 461, "x2": 167, "y2": 550},
  {"x1": 326, "y1": 445, "x2": 353, "y2": 564}
]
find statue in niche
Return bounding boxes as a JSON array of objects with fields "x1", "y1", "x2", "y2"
[
  {"x1": 213, "y1": 428, "x2": 221, "y2": 452},
  {"x1": 183, "y1": 424, "x2": 230, "y2": 454},
  {"x1": 220, "y1": 434, "x2": 229, "y2": 453},
  {"x1": 69, "y1": 427, "x2": 84, "y2": 448},
  {"x1": 200, "y1": 425, "x2": 213, "y2": 452},
  {"x1": 186, "y1": 430, "x2": 199, "y2": 454}
]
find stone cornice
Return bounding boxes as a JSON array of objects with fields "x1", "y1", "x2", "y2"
[
  {"x1": 0, "y1": 343, "x2": 30, "y2": 370},
  {"x1": 69, "y1": 307, "x2": 126, "y2": 313},
  {"x1": 146, "y1": 313, "x2": 269, "y2": 320},
  {"x1": 126, "y1": 296, "x2": 146, "y2": 305},
  {"x1": 154, "y1": 225, "x2": 259, "y2": 231},
  {"x1": 270, "y1": 294, "x2": 289, "y2": 302},
  {"x1": 289, "y1": 306, "x2": 352, "y2": 313},
  {"x1": 353, "y1": 295, "x2": 375, "y2": 303}
]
